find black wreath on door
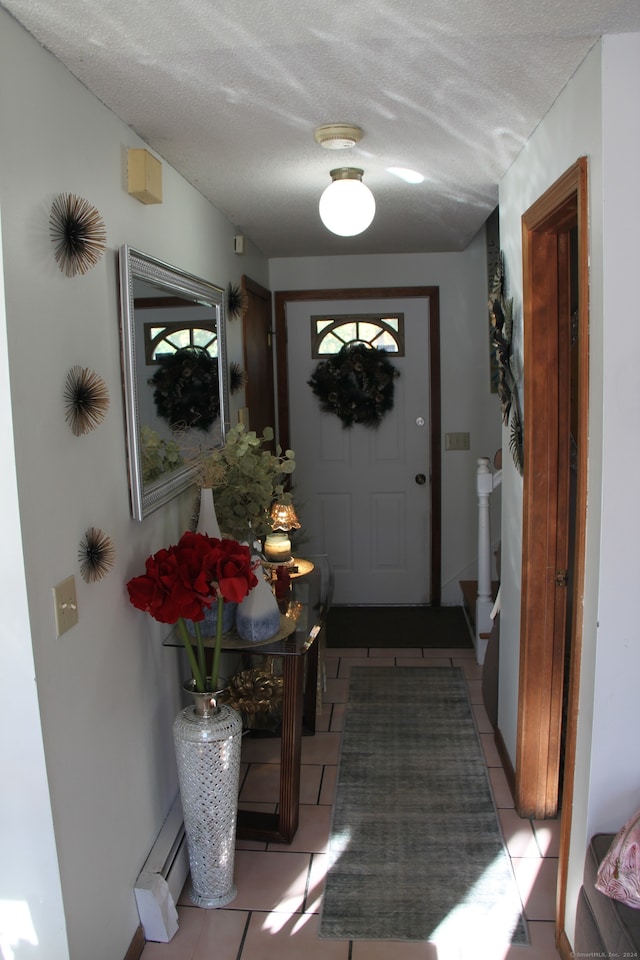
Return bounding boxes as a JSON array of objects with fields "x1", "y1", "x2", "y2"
[
  {"x1": 148, "y1": 346, "x2": 220, "y2": 432},
  {"x1": 308, "y1": 343, "x2": 399, "y2": 428}
]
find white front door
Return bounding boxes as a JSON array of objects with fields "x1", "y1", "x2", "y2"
[{"x1": 287, "y1": 298, "x2": 431, "y2": 605}]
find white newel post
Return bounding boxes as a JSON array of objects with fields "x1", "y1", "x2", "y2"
[{"x1": 475, "y1": 458, "x2": 494, "y2": 665}]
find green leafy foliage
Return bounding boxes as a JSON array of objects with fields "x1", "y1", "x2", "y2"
[
  {"x1": 140, "y1": 426, "x2": 184, "y2": 482},
  {"x1": 197, "y1": 424, "x2": 296, "y2": 541}
]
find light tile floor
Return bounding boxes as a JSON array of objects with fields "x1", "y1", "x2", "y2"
[{"x1": 140, "y1": 647, "x2": 562, "y2": 960}]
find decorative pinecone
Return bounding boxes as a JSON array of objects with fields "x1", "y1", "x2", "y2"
[{"x1": 219, "y1": 669, "x2": 283, "y2": 717}]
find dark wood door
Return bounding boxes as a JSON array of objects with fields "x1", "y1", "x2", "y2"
[{"x1": 241, "y1": 276, "x2": 276, "y2": 437}]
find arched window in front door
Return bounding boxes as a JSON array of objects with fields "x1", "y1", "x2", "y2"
[
  {"x1": 144, "y1": 321, "x2": 218, "y2": 365},
  {"x1": 311, "y1": 314, "x2": 404, "y2": 358}
]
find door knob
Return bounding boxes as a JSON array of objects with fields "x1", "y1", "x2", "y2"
[{"x1": 415, "y1": 473, "x2": 427, "y2": 485}]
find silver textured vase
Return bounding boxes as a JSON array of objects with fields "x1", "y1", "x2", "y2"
[{"x1": 173, "y1": 681, "x2": 242, "y2": 908}]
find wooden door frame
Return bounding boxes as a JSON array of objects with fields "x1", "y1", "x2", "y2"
[
  {"x1": 273, "y1": 286, "x2": 441, "y2": 604},
  {"x1": 516, "y1": 159, "x2": 589, "y2": 947},
  {"x1": 241, "y1": 274, "x2": 276, "y2": 438}
]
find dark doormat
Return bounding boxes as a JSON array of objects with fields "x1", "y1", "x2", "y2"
[{"x1": 325, "y1": 604, "x2": 472, "y2": 648}]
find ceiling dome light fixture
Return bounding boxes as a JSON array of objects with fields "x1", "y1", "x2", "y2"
[
  {"x1": 314, "y1": 124, "x2": 363, "y2": 150},
  {"x1": 319, "y1": 167, "x2": 376, "y2": 237}
]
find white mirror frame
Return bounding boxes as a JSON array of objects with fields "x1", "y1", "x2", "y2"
[{"x1": 118, "y1": 245, "x2": 229, "y2": 520}]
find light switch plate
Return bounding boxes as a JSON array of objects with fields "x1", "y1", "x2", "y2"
[
  {"x1": 53, "y1": 575, "x2": 78, "y2": 636},
  {"x1": 445, "y1": 432, "x2": 470, "y2": 451}
]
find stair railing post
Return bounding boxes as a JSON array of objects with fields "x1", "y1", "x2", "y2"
[
  {"x1": 474, "y1": 458, "x2": 495, "y2": 665},
  {"x1": 477, "y1": 458, "x2": 493, "y2": 602}
]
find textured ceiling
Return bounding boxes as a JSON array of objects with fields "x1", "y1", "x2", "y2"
[{"x1": 3, "y1": 0, "x2": 640, "y2": 258}]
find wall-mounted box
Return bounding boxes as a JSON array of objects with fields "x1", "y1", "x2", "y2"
[{"x1": 128, "y1": 149, "x2": 163, "y2": 204}]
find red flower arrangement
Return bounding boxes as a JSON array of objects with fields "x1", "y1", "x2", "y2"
[{"x1": 127, "y1": 531, "x2": 258, "y2": 693}]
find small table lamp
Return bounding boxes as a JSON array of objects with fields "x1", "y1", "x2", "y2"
[{"x1": 264, "y1": 503, "x2": 301, "y2": 564}]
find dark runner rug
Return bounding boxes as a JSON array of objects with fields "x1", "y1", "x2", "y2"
[
  {"x1": 326, "y1": 604, "x2": 472, "y2": 648},
  {"x1": 319, "y1": 667, "x2": 528, "y2": 946}
]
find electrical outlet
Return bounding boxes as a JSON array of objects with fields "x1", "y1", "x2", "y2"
[{"x1": 53, "y1": 575, "x2": 79, "y2": 636}]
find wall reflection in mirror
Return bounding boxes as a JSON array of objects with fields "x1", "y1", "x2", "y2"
[{"x1": 118, "y1": 245, "x2": 229, "y2": 520}]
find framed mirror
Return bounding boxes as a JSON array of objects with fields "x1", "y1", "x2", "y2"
[{"x1": 118, "y1": 245, "x2": 229, "y2": 520}]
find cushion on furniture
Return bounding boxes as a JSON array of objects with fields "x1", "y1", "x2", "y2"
[
  {"x1": 575, "y1": 886, "x2": 607, "y2": 955},
  {"x1": 576, "y1": 833, "x2": 640, "y2": 956}
]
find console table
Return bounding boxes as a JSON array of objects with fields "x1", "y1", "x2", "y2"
[{"x1": 164, "y1": 563, "x2": 325, "y2": 844}]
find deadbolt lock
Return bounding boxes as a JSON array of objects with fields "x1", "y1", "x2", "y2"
[{"x1": 555, "y1": 570, "x2": 569, "y2": 586}]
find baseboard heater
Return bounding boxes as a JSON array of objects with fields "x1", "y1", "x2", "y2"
[{"x1": 134, "y1": 793, "x2": 189, "y2": 942}]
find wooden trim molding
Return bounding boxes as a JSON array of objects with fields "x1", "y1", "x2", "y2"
[
  {"x1": 518, "y1": 225, "x2": 563, "y2": 817},
  {"x1": 274, "y1": 286, "x2": 442, "y2": 604},
  {"x1": 517, "y1": 157, "x2": 588, "y2": 816},
  {"x1": 123, "y1": 924, "x2": 145, "y2": 960},
  {"x1": 555, "y1": 157, "x2": 590, "y2": 952},
  {"x1": 517, "y1": 157, "x2": 589, "y2": 949},
  {"x1": 557, "y1": 928, "x2": 574, "y2": 959}
]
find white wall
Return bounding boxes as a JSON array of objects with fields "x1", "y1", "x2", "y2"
[
  {"x1": 269, "y1": 236, "x2": 503, "y2": 605},
  {"x1": 498, "y1": 35, "x2": 640, "y2": 945},
  {"x1": 0, "y1": 10, "x2": 268, "y2": 959},
  {"x1": 497, "y1": 38, "x2": 605, "y2": 765},
  {"x1": 590, "y1": 31, "x2": 640, "y2": 827},
  {"x1": 0, "y1": 211, "x2": 70, "y2": 956}
]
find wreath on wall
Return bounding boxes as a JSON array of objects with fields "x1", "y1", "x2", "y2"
[
  {"x1": 148, "y1": 346, "x2": 220, "y2": 432},
  {"x1": 489, "y1": 253, "x2": 524, "y2": 474},
  {"x1": 308, "y1": 343, "x2": 400, "y2": 428}
]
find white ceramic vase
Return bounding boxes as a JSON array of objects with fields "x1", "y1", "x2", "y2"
[
  {"x1": 196, "y1": 487, "x2": 222, "y2": 538},
  {"x1": 236, "y1": 562, "x2": 281, "y2": 642}
]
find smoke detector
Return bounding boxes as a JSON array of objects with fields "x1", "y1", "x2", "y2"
[{"x1": 314, "y1": 124, "x2": 363, "y2": 150}]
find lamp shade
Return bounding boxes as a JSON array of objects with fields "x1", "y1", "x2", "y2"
[
  {"x1": 319, "y1": 168, "x2": 375, "y2": 237},
  {"x1": 269, "y1": 502, "x2": 301, "y2": 531}
]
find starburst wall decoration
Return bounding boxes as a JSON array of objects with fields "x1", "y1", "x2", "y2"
[
  {"x1": 50, "y1": 193, "x2": 107, "y2": 277},
  {"x1": 78, "y1": 527, "x2": 115, "y2": 583},
  {"x1": 64, "y1": 365, "x2": 110, "y2": 436},
  {"x1": 229, "y1": 361, "x2": 248, "y2": 394},
  {"x1": 227, "y1": 282, "x2": 248, "y2": 320}
]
